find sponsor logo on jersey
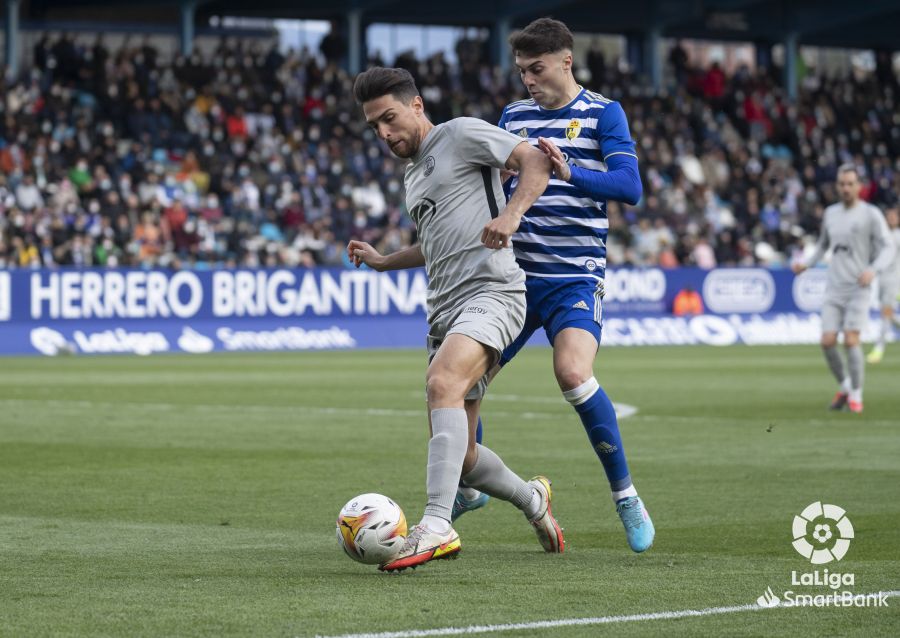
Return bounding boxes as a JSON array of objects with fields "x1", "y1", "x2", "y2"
[
  {"x1": 566, "y1": 119, "x2": 581, "y2": 140},
  {"x1": 409, "y1": 198, "x2": 437, "y2": 226},
  {"x1": 572, "y1": 300, "x2": 590, "y2": 311},
  {"x1": 518, "y1": 128, "x2": 529, "y2": 138},
  {"x1": 462, "y1": 306, "x2": 487, "y2": 315}
]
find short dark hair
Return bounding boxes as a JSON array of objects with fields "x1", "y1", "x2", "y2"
[
  {"x1": 509, "y1": 17, "x2": 574, "y2": 57},
  {"x1": 353, "y1": 67, "x2": 419, "y2": 104}
]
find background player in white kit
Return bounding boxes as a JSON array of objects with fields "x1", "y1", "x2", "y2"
[
  {"x1": 867, "y1": 207, "x2": 900, "y2": 364},
  {"x1": 347, "y1": 67, "x2": 563, "y2": 572},
  {"x1": 792, "y1": 165, "x2": 896, "y2": 413}
]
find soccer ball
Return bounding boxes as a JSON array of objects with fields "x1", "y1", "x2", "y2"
[{"x1": 336, "y1": 493, "x2": 407, "y2": 564}]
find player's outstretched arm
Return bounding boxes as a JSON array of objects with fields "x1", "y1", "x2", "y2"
[
  {"x1": 482, "y1": 142, "x2": 551, "y2": 249},
  {"x1": 539, "y1": 136, "x2": 642, "y2": 206},
  {"x1": 537, "y1": 101, "x2": 642, "y2": 205},
  {"x1": 347, "y1": 240, "x2": 425, "y2": 271}
]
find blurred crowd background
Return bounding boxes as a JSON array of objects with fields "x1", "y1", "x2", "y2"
[{"x1": 1, "y1": 32, "x2": 898, "y2": 270}]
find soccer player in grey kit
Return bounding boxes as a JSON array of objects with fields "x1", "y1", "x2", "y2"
[
  {"x1": 867, "y1": 207, "x2": 900, "y2": 364},
  {"x1": 347, "y1": 67, "x2": 564, "y2": 571},
  {"x1": 792, "y1": 165, "x2": 896, "y2": 413}
]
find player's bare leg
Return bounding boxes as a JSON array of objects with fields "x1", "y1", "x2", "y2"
[
  {"x1": 843, "y1": 330, "x2": 864, "y2": 413},
  {"x1": 553, "y1": 327, "x2": 654, "y2": 552},
  {"x1": 457, "y1": 398, "x2": 564, "y2": 553},
  {"x1": 822, "y1": 331, "x2": 851, "y2": 410},
  {"x1": 381, "y1": 334, "x2": 490, "y2": 571},
  {"x1": 450, "y1": 400, "x2": 492, "y2": 519},
  {"x1": 868, "y1": 305, "x2": 896, "y2": 364},
  {"x1": 452, "y1": 370, "x2": 498, "y2": 520}
]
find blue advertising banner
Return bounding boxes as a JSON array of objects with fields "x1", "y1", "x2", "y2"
[{"x1": 0, "y1": 267, "x2": 889, "y2": 356}]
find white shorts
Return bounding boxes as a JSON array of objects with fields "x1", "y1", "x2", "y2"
[
  {"x1": 821, "y1": 289, "x2": 870, "y2": 333},
  {"x1": 426, "y1": 289, "x2": 526, "y2": 400}
]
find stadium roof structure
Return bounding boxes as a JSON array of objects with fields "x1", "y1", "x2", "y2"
[
  {"x1": 9, "y1": 0, "x2": 900, "y2": 95},
  {"x1": 22, "y1": 0, "x2": 900, "y2": 51}
]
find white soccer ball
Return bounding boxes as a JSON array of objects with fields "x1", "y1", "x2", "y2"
[{"x1": 336, "y1": 493, "x2": 407, "y2": 565}]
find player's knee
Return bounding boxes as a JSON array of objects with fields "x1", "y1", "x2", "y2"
[
  {"x1": 821, "y1": 334, "x2": 837, "y2": 348},
  {"x1": 425, "y1": 369, "x2": 466, "y2": 404},
  {"x1": 554, "y1": 365, "x2": 591, "y2": 392},
  {"x1": 844, "y1": 332, "x2": 860, "y2": 347}
]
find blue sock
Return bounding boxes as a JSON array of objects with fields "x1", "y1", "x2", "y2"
[{"x1": 571, "y1": 385, "x2": 632, "y2": 493}]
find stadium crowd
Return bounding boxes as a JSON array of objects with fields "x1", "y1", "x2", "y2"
[{"x1": 0, "y1": 33, "x2": 898, "y2": 270}]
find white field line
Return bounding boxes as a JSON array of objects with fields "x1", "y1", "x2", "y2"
[
  {"x1": 409, "y1": 392, "x2": 638, "y2": 419},
  {"x1": 0, "y1": 398, "x2": 638, "y2": 421},
  {"x1": 311, "y1": 591, "x2": 900, "y2": 638}
]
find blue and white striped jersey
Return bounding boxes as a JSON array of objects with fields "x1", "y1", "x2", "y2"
[{"x1": 499, "y1": 88, "x2": 638, "y2": 281}]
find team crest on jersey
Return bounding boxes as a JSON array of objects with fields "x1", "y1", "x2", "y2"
[
  {"x1": 566, "y1": 119, "x2": 581, "y2": 140},
  {"x1": 424, "y1": 156, "x2": 436, "y2": 177},
  {"x1": 518, "y1": 128, "x2": 529, "y2": 138}
]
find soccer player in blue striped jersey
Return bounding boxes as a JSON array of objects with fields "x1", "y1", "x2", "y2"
[{"x1": 454, "y1": 18, "x2": 654, "y2": 553}]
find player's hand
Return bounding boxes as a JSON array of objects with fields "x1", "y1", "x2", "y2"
[
  {"x1": 538, "y1": 136, "x2": 571, "y2": 182},
  {"x1": 859, "y1": 269, "x2": 875, "y2": 287},
  {"x1": 347, "y1": 240, "x2": 385, "y2": 270},
  {"x1": 791, "y1": 262, "x2": 808, "y2": 275},
  {"x1": 482, "y1": 212, "x2": 520, "y2": 250}
]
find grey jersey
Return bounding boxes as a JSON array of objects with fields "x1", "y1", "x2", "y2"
[
  {"x1": 805, "y1": 201, "x2": 896, "y2": 296},
  {"x1": 885, "y1": 228, "x2": 900, "y2": 282},
  {"x1": 404, "y1": 117, "x2": 526, "y2": 323}
]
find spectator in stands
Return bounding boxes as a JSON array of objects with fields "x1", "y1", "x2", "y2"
[
  {"x1": 0, "y1": 33, "x2": 897, "y2": 273},
  {"x1": 673, "y1": 287, "x2": 704, "y2": 316}
]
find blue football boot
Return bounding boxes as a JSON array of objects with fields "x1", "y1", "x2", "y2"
[
  {"x1": 451, "y1": 489, "x2": 490, "y2": 522},
  {"x1": 616, "y1": 496, "x2": 654, "y2": 552}
]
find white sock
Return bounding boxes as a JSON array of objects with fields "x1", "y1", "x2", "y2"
[
  {"x1": 521, "y1": 488, "x2": 540, "y2": 520},
  {"x1": 840, "y1": 377, "x2": 851, "y2": 393},
  {"x1": 460, "y1": 444, "x2": 536, "y2": 516},
  {"x1": 423, "y1": 407, "x2": 468, "y2": 523},
  {"x1": 850, "y1": 388, "x2": 863, "y2": 403},
  {"x1": 458, "y1": 486, "x2": 480, "y2": 500},
  {"x1": 420, "y1": 514, "x2": 451, "y2": 534},
  {"x1": 612, "y1": 484, "x2": 638, "y2": 503}
]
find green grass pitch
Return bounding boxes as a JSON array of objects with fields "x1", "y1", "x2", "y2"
[{"x1": 1, "y1": 345, "x2": 898, "y2": 637}]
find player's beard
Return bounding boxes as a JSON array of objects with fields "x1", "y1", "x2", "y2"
[{"x1": 390, "y1": 129, "x2": 420, "y2": 159}]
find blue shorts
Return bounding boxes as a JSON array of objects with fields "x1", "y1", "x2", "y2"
[{"x1": 499, "y1": 277, "x2": 604, "y2": 366}]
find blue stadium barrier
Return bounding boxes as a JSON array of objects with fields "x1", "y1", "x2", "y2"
[{"x1": 0, "y1": 267, "x2": 887, "y2": 356}]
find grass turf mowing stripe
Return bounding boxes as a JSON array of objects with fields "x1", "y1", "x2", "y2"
[
  {"x1": 0, "y1": 397, "x2": 637, "y2": 421},
  {"x1": 311, "y1": 591, "x2": 900, "y2": 638}
]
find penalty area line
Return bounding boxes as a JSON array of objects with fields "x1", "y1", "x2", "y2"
[{"x1": 310, "y1": 591, "x2": 899, "y2": 638}]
